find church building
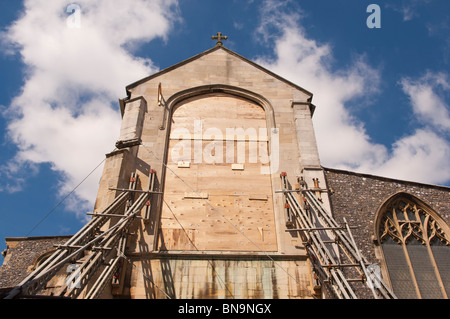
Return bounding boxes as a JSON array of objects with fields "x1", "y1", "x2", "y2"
[{"x1": 1, "y1": 35, "x2": 449, "y2": 299}]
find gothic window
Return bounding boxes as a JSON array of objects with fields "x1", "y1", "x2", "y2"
[{"x1": 377, "y1": 194, "x2": 450, "y2": 299}]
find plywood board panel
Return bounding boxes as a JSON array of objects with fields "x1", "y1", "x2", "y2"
[
  {"x1": 168, "y1": 140, "x2": 270, "y2": 168},
  {"x1": 161, "y1": 93, "x2": 276, "y2": 252},
  {"x1": 159, "y1": 195, "x2": 276, "y2": 252}
]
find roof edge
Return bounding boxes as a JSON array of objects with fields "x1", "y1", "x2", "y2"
[
  {"x1": 4, "y1": 235, "x2": 73, "y2": 242},
  {"x1": 323, "y1": 166, "x2": 450, "y2": 191},
  {"x1": 125, "y1": 45, "x2": 313, "y2": 100}
]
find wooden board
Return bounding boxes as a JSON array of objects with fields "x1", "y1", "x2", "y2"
[{"x1": 160, "y1": 94, "x2": 277, "y2": 252}]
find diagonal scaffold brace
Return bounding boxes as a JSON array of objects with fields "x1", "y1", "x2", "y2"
[
  {"x1": 4, "y1": 170, "x2": 158, "y2": 299},
  {"x1": 279, "y1": 172, "x2": 397, "y2": 299}
]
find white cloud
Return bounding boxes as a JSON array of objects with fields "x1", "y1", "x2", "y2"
[
  {"x1": 255, "y1": 1, "x2": 387, "y2": 170},
  {"x1": 372, "y1": 129, "x2": 450, "y2": 185},
  {"x1": 255, "y1": 0, "x2": 450, "y2": 186},
  {"x1": 400, "y1": 72, "x2": 450, "y2": 132},
  {"x1": 1, "y1": 0, "x2": 179, "y2": 212}
]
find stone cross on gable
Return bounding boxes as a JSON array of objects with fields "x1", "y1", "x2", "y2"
[{"x1": 211, "y1": 32, "x2": 228, "y2": 46}]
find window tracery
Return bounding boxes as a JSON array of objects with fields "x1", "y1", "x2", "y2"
[
  {"x1": 377, "y1": 194, "x2": 449, "y2": 299},
  {"x1": 379, "y1": 199, "x2": 449, "y2": 246}
]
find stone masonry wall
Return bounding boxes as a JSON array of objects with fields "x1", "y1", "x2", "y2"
[
  {"x1": 0, "y1": 236, "x2": 71, "y2": 289},
  {"x1": 324, "y1": 168, "x2": 449, "y2": 258},
  {"x1": 323, "y1": 167, "x2": 450, "y2": 297}
]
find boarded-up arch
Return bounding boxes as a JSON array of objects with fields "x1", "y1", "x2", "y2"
[{"x1": 158, "y1": 93, "x2": 277, "y2": 252}]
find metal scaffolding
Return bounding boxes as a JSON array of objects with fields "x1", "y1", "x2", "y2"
[
  {"x1": 3, "y1": 169, "x2": 398, "y2": 299},
  {"x1": 4, "y1": 171, "x2": 157, "y2": 299},
  {"x1": 280, "y1": 172, "x2": 397, "y2": 299}
]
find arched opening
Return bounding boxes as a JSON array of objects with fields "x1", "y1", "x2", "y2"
[
  {"x1": 32, "y1": 250, "x2": 56, "y2": 271},
  {"x1": 158, "y1": 92, "x2": 277, "y2": 252},
  {"x1": 375, "y1": 193, "x2": 450, "y2": 299}
]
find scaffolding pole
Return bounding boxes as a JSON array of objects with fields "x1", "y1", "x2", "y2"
[
  {"x1": 4, "y1": 170, "x2": 158, "y2": 299},
  {"x1": 279, "y1": 172, "x2": 396, "y2": 299}
]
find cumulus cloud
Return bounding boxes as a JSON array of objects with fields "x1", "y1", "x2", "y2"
[
  {"x1": 388, "y1": 72, "x2": 450, "y2": 185},
  {"x1": 1, "y1": 0, "x2": 179, "y2": 215},
  {"x1": 373, "y1": 75, "x2": 450, "y2": 185},
  {"x1": 255, "y1": 0, "x2": 450, "y2": 185},
  {"x1": 400, "y1": 72, "x2": 450, "y2": 132},
  {"x1": 372, "y1": 129, "x2": 450, "y2": 184},
  {"x1": 255, "y1": 0, "x2": 387, "y2": 169}
]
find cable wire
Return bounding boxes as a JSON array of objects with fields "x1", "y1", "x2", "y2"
[{"x1": 25, "y1": 150, "x2": 114, "y2": 237}]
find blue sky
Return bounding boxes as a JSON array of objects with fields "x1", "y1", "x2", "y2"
[{"x1": 1, "y1": 0, "x2": 450, "y2": 263}]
